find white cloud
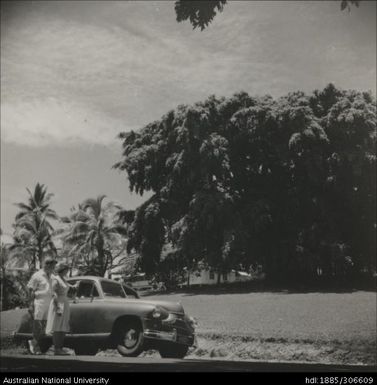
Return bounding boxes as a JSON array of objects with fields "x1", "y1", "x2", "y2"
[
  {"x1": 1, "y1": 97, "x2": 127, "y2": 147},
  {"x1": 1, "y1": 1, "x2": 375, "y2": 148}
]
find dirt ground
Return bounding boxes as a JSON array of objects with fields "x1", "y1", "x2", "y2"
[
  {"x1": 184, "y1": 334, "x2": 376, "y2": 365},
  {"x1": 2, "y1": 334, "x2": 374, "y2": 366}
]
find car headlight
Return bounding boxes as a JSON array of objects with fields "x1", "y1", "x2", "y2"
[
  {"x1": 161, "y1": 313, "x2": 177, "y2": 325},
  {"x1": 152, "y1": 306, "x2": 163, "y2": 319}
]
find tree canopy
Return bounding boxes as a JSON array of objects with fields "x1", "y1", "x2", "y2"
[
  {"x1": 175, "y1": 1, "x2": 361, "y2": 30},
  {"x1": 175, "y1": 0, "x2": 226, "y2": 30},
  {"x1": 115, "y1": 84, "x2": 376, "y2": 282}
]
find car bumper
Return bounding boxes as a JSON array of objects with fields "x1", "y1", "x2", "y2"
[
  {"x1": 143, "y1": 329, "x2": 196, "y2": 346},
  {"x1": 144, "y1": 329, "x2": 177, "y2": 342}
]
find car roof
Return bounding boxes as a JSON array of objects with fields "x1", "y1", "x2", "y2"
[
  {"x1": 67, "y1": 275, "x2": 135, "y2": 287},
  {"x1": 67, "y1": 276, "x2": 119, "y2": 283},
  {"x1": 67, "y1": 275, "x2": 100, "y2": 281},
  {"x1": 67, "y1": 275, "x2": 139, "y2": 296}
]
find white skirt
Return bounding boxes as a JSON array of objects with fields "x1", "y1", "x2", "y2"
[{"x1": 45, "y1": 297, "x2": 70, "y2": 335}]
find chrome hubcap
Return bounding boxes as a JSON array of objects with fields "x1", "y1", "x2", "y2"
[{"x1": 124, "y1": 328, "x2": 138, "y2": 348}]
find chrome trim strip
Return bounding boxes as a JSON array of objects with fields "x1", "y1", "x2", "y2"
[
  {"x1": 143, "y1": 329, "x2": 195, "y2": 346},
  {"x1": 65, "y1": 333, "x2": 109, "y2": 339},
  {"x1": 143, "y1": 329, "x2": 177, "y2": 342},
  {"x1": 14, "y1": 332, "x2": 109, "y2": 339},
  {"x1": 13, "y1": 332, "x2": 32, "y2": 339}
]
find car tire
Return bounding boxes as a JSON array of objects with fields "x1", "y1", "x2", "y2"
[
  {"x1": 74, "y1": 344, "x2": 98, "y2": 356},
  {"x1": 159, "y1": 344, "x2": 189, "y2": 359},
  {"x1": 116, "y1": 321, "x2": 144, "y2": 357}
]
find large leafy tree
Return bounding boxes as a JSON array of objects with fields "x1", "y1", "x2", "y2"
[
  {"x1": 61, "y1": 196, "x2": 128, "y2": 277},
  {"x1": 175, "y1": 0, "x2": 227, "y2": 30},
  {"x1": 10, "y1": 183, "x2": 58, "y2": 270},
  {"x1": 115, "y1": 85, "x2": 376, "y2": 283},
  {"x1": 309, "y1": 85, "x2": 376, "y2": 276},
  {"x1": 175, "y1": 1, "x2": 360, "y2": 30}
]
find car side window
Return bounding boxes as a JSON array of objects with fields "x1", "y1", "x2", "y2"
[
  {"x1": 67, "y1": 280, "x2": 79, "y2": 299},
  {"x1": 77, "y1": 281, "x2": 99, "y2": 299}
]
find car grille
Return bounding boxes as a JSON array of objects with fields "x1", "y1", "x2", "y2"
[
  {"x1": 171, "y1": 313, "x2": 194, "y2": 334},
  {"x1": 176, "y1": 334, "x2": 193, "y2": 345}
]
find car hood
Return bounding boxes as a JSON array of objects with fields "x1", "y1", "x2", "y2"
[{"x1": 104, "y1": 297, "x2": 185, "y2": 313}]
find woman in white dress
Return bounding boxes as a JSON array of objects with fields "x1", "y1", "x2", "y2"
[{"x1": 46, "y1": 263, "x2": 77, "y2": 355}]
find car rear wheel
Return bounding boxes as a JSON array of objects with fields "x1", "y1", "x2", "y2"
[
  {"x1": 159, "y1": 344, "x2": 189, "y2": 359},
  {"x1": 116, "y1": 321, "x2": 144, "y2": 357}
]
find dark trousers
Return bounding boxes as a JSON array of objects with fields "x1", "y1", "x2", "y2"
[{"x1": 32, "y1": 319, "x2": 47, "y2": 344}]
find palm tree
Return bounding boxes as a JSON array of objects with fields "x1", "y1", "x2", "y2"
[
  {"x1": 14, "y1": 183, "x2": 57, "y2": 222},
  {"x1": 62, "y1": 196, "x2": 128, "y2": 277},
  {"x1": 11, "y1": 183, "x2": 58, "y2": 269}
]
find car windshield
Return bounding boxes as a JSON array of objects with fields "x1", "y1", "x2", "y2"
[
  {"x1": 101, "y1": 281, "x2": 126, "y2": 298},
  {"x1": 122, "y1": 284, "x2": 139, "y2": 299}
]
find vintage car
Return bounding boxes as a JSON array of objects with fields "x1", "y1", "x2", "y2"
[{"x1": 14, "y1": 276, "x2": 196, "y2": 358}]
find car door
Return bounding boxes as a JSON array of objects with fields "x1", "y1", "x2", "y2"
[{"x1": 68, "y1": 279, "x2": 103, "y2": 335}]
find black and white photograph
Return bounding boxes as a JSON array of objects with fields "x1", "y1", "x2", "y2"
[{"x1": 0, "y1": 0, "x2": 376, "y2": 378}]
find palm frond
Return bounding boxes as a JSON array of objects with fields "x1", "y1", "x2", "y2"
[
  {"x1": 97, "y1": 195, "x2": 107, "y2": 209},
  {"x1": 26, "y1": 187, "x2": 35, "y2": 205},
  {"x1": 53, "y1": 228, "x2": 66, "y2": 236},
  {"x1": 15, "y1": 211, "x2": 28, "y2": 221},
  {"x1": 60, "y1": 216, "x2": 72, "y2": 224},
  {"x1": 105, "y1": 202, "x2": 123, "y2": 211},
  {"x1": 82, "y1": 195, "x2": 106, "y2": 219},
  {"x1": 71, "y1": 210, "x2": 91, "y2": 222},
  {"x1": 105, "y1": 225, "x2": 128, "y2": 236},
  {"x1": 15, "y1": 218, "x2": 38, "y2": 234},
  {"x1": 14, "y1": 203, "x2": 33, "y2": 212},
  {"x1": 45, "y1": 192, "x2": 54, "y2": 202},
  {"x1": 85, "y1": 230, "x2": 97, "y2": 247},
  {"x1": 43, "y1": 220, "x2": 55, "y2": 232},
  {"x1": 71, "y1": 222, "x2": 91, "y2": 234},
  {"x1": 47, "y1": 240, "x2": 57, "y2": 255},
  {"x1": 81, "y1": 198, "x2": 98, "y2": 210},
  {"x1": 44, "y1": 208, "x2": 59, "y2": 220}
]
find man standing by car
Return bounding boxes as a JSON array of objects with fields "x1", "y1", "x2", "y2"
[{"x1": 27, "y1": 256, "x2": 57, "y2": 354}]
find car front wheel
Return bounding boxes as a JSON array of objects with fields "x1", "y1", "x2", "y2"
[
  {"x1": 116, "y1": 322, "x2": 144, "y2": 357},
  {"x1": 159, "y1": 344, "x2": 189, "y2": 359}
]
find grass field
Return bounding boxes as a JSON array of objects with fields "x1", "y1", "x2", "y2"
[
  {"x1": 140, "y1": 290, "x2": 376, "y2": 364},
  {"x1": 148, "y1": 290, "x2": 377, "y2": 342},
  {"x1": 1, "y1": 290, "x2": 376, "y2": 365}
]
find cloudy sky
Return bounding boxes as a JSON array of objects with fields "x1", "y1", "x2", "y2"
[{"x1": 1, "y1": 0, "x2": 376, "y2": 237}]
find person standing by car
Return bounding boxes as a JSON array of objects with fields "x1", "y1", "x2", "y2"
[
  {"x1": 27, "y1": 256, "x2": 57, "y2": 355},
  {"x1": 46, "y1": 262, "x2": 78, "y2": 355}
]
